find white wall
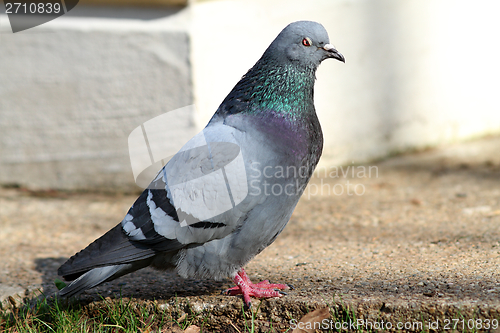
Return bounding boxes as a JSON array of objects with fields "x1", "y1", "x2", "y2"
[
  {"x1": 191, "y1": 0, "x2": 500, "y2": 166},
  {"x1": 0, "y1": 8, "x2": 193, "y2": 191}
]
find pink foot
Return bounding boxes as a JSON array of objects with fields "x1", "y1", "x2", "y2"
[{"x1": 224, "y1": 268, "x2": 293, "y2": 308}]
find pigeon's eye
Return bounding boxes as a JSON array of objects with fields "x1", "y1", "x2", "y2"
[{"x1": 302, "y1": 37, "x2": 312, "y2": 47}]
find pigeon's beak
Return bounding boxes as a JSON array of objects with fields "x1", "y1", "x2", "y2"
[{"x1": 323, "y1": 44, "x2": 345, "y2": 63}]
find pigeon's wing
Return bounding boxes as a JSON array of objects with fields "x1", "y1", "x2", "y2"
[
  {"x1": 121, "y1": 121, "x2": 261, "y2": 253},
  {"x1": 59, "y1": 121, "x2": 261, "y2": 281}
]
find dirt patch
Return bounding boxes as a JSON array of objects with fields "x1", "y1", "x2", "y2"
[{"x1": 1, "y1": 136, "x2": 500, "y2": 330}]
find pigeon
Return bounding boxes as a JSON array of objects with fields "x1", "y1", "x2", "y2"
[{"x1": 58, "y1": 20, "x2": 344, "y2": 307}]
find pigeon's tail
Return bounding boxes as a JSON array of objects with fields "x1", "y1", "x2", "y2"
[
  {"x1": 58, "y1": 223, "x2": 157, "y2": 296},
  {"x1": 58, "y1": 264, "x2": 135, "y2": 298}
]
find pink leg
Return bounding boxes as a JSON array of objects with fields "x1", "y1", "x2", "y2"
[{"x1": 224, "y1": 268, "x2": 293, "y2": 308}]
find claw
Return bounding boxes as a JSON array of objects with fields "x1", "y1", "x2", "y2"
[
  {"x1": 287, "y1": 284, "x2": 295, "y2": 290},
  {"x1": 225, "y1": 268, "x2": 291, "y2": 306}
]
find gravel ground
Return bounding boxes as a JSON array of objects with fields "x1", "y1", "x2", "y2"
[{"x1": 1, "y1": 136, "x2": 500, "y2": 331}]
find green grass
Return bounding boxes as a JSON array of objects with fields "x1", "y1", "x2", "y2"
[
  {"x1": 0, "y1": 294, "x2": 278, "y2": 333},
  {"x1": 2, "y1": 294, "x2": 499, "y2": 332},
  {"x1": 1, "y1": 295, "x2": 184, "y2": 333}
]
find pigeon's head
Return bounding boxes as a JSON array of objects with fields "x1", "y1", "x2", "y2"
[{"x1": 266, "y1": 21, "x2": 345, "y2": 70}]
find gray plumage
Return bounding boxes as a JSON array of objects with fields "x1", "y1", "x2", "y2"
[{"x1": 58, "y1": 20, "x2": 344, "y2": 298}]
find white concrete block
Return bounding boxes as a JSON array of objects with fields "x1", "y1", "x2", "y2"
[{"x1": 0, "y1": 7, "x2": 193, "y2": 191}]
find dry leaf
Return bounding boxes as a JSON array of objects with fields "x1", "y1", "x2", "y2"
[
  {"x1": 410, "y1": 198, "x2": 421, "y2": 205},
  {"x1": 184, "y1": 325, "x2": 201, "y2": 333},
  {"x1": 292, "y1": 307, "x2": 331, "y2": 333},
  {"x1": 177, "y1": 313, "x2": 187, "y2": 322}
]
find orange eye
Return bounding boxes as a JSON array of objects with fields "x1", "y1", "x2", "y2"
[{"x1": 302, "y1": 37, "x2": 312, "y2": 47}]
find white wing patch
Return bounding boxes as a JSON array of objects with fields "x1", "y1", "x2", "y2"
[
  {"x1": 122, "y1": 213, "x2": 146, "y2": 241},
  {"x1": 146, "y1": 190, "x2": 179, "y2": 240}
]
